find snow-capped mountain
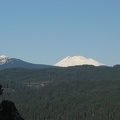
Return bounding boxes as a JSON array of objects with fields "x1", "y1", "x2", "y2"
[
  {"x1": 0, "y1": 55, "x2": 55, "y2": 70},
  {"x1": 54, "y1": 56, "x2": 104, "y2": 67},
  {"x1": 0, "y1": 55, "x2": 9, "y2": 65}
]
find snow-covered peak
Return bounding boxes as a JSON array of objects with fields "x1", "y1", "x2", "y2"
[
  {"x1": 0, "y1": 55, "x2": 9, "y2": 64},
  {"x1": 0, "y1": 55, "x2": 8, "y2": 58},
  {"x1": 54, "y1": 56, "x2": 104, "y2": 67}
]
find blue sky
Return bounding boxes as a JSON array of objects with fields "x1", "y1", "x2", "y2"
[{"x1": 0, "y1": 0, "x2": 120, "y2": 66}]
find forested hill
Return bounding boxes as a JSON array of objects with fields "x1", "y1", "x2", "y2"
[
  {"x1": 0, "y1": 65, "x2": 120, "y2": 120},
  {"x1": 0, "y1": 65, "x2": 120, "y2": 82}
]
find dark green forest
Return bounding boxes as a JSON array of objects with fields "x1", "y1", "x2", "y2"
[{"x1": 0, "y1": 65, "x2": 120, "y2": 120}]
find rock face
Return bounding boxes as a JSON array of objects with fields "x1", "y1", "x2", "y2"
[{"x1": 0, "y1": 100, "x2": 24, "y2": 120}]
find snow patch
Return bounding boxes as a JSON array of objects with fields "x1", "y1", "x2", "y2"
[{"x1": 0, "y1": 55, "x2": 9, "y2": 65}]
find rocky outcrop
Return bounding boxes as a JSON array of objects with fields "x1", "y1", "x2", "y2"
[{"x1": 0, "y1": 100, "x2": 24, "y2": 120}]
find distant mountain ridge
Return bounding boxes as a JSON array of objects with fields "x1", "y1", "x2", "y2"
[
  {"x1": 0, "y1": 55, "x2": 55, "y2": 70},
  {"x1": 54, "y1": 56, "x2": 104, "y2": 67}
]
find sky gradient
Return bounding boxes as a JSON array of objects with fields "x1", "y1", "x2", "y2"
[{"x1": 0, "y1": 0, "x2": 120, "y2": 66}]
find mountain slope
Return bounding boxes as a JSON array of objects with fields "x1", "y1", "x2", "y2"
[
  {"x1": 0, "y1": 55, "x2": 55, "y2": 70},
  {"x1": 54, "y1": 56, "x2": 104, "y2": 67}
]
